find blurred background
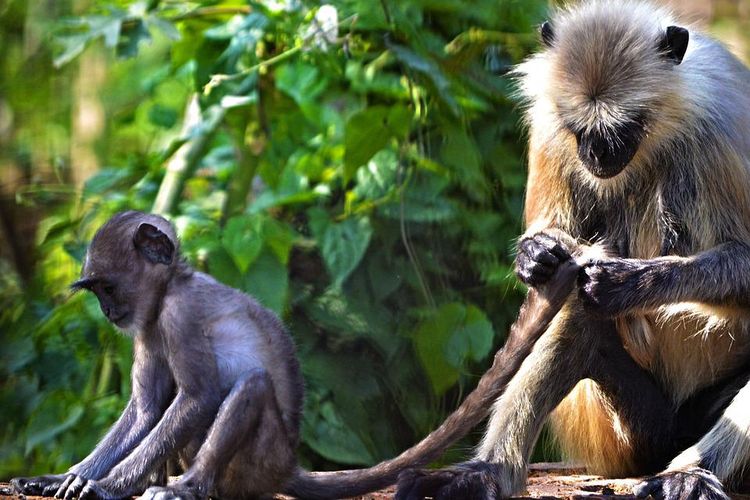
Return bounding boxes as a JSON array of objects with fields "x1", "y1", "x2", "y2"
[{"x1": 1, "y1": 0, "x2": 748, "y2": 480}]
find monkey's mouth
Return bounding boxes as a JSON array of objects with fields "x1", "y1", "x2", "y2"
[
  {"x1": 575, "y1": 122, "x2": 645, "y2": 179},
  {"x1": 110, "y1": 312, "x2": 131, "y2": 326}
]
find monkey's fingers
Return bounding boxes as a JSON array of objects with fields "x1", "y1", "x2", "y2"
[
  {"x1": 516, "y1": 252, "x2": 556, "y2": 286},
  {"x1": 53, "y1": 475, "x2": 75, "y2": 499},
  {"x1": 57, "y1": 475, "x2": 87, "y2": 500},
  {"x1": 533, "y1": 232, "x2": 572, "y2": 261},
  {"x1": 516, "y1": 233, "x2": 573, "y2": 286},
  {"x1": 78, "y1": 481, "x2": 113, "y2": 500},
  {"x1": 395, "y1": 468, "x2": 455, "y2": 500},
  {"x1": 11, "y1": 477, "x2": 40, "y2": 496},
  {"x1": 141, "y1": 485, "x2": 201, "y2": 500}
]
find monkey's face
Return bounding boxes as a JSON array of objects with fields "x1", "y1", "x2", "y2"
[
  {"x1": 73, "y1": 272, "x2": 135, "y2": 328},
  {"x1": 531, "y1": 4, "x2": 689, "y2": 180},
  {"x1": 72, "y1": 212, "x2": 177, "y2": 334}
]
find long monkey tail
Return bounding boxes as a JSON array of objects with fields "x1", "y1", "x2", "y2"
[{"x1": 284, "y1": 259, "x2": 580, "y2": 500}]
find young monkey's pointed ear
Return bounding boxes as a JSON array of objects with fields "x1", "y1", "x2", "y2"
[
  {"x1": 540, "y1": 21, "x2": 555, "y2": 47},
  {"x1": 660, "y1": 26, "x2": 689, "y2": 64},
  {"x1": 133, "y1": 223, "x2": 175, "y2": 265}
]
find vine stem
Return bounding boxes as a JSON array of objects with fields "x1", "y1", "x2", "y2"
[{"x1": 204, "y1": 14, "x2": 358, "y2": 93}]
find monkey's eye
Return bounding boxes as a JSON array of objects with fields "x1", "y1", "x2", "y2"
[{"x1": 103, "y1": 284, "x2": 116, "y2": 295}]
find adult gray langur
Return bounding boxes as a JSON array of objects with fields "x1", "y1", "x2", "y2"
[{"x1": 397, "y1": 1, "x2": 750, "y2": 499}]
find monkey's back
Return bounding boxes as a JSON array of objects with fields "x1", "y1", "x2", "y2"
[{"x1": 168, "y1": 271, "x2": 304, "y2": 443}]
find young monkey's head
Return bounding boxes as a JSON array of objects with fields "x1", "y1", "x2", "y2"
[
  {"x1": 72, "y1": 211, "x2": 179, "y2": 334},
  {"x1": 520, "y1": 1, "x2": 690, "y2": 180}
]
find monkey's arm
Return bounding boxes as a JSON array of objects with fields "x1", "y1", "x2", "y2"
[
  {"x1": 58, "y1": 331, "x2": 222, "y2": 500},
  {"x1": 580, "y1": 241, "x2": 750, "y2": 316},
  {"x1": 11, "y1": 341, "x2": 173, "y2": 498},
  {"x1": 70, "y1": 341, "x2": 173, "y2": 479}
]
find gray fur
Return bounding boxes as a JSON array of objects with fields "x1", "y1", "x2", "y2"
[{"x1": 11, "y1": 211, "x2": 303, "y2": 500}]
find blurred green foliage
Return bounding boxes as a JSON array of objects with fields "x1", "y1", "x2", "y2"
[{"x1": 0, "y1": 0, "x2": 550, "y2": 479}]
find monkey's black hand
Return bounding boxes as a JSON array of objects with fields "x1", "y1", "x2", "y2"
[
  {"x1": 11, "y1": 474, "x2": 69, "y2": 497},
  {"x1": 579, "y1": 258, "x2": 654, "y2": 316},
  {"x1": 516, "y1": 232, "x2": 572, "y2": 287},
  {"x1": 634, "y1": 468, "x2": 730, "y2": 500},
  {"x1": 395, "y1": 461, "x2": 503, "y2": 500}
]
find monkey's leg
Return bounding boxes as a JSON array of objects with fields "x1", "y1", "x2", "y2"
[
  {"x1": 397, "y1": 303, "x2": 673, "y2": 500},
  {"x1": 141, "y1": 368, "x2": 294, "y2": 500},
  {"x1": 12, "y1": 345, "x2": 173, "y2": 498},
  {"x1": 633, "y1": 370, "x2": 750, "y2": 500}
]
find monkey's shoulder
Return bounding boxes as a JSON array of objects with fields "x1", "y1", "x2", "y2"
[{"x1": 158, "y1": 270, "x2": 290, "y2": 343}]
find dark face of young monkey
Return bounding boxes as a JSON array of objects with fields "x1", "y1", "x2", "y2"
[
  {"x1": 71, "y1": 216, "x2": 177, "y2": 333},
  {"x1": 11, "y1": 211, "x2": 304, "y2": 500}
]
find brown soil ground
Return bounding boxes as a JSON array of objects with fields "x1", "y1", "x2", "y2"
[{"x1": 2, "y1": 464, "x2": 749, "y2": 500}]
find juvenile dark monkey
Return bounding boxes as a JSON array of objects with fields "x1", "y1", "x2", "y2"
[
  {"x1": 397, "y1": 1, "x2": 750, "y2": 499},
  {"x1": 11, "y1": 211, "x2": 580, "y2": 500},
  {"x1": 11, "y1": 211, "x2": 304, "y2": 500}
]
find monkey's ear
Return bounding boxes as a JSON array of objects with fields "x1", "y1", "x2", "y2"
[
  {"x1": 134, "y1": 223, "x2": 175, "y2": 265},
  {"x1": 540, "y1": 21, "x2": 554, "y2": 48},
  {"x1": 660, "y1": 26, "x2": 689, "y2": 64}
]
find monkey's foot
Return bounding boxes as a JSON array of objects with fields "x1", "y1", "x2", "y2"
[
  {"x1": 633, "y1": 467, "x2": 729, "y2": 500},
  {"x1": 395, "y1": 461, "x2": 509, "y2": 500},
  {"x1": 141, "y1": 486, "x2": 204, "y2": 500}
]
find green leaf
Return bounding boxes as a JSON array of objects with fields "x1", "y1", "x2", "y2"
[
  {"x1": 302, "y1": 398, "x2": 375, "y2": 466},
  {"x1": 445, "y1": 304, "x2": 495, "y2": 365},
  {"x1": 222, "y1": 215, "x2": 264, "y2": 274},
  {"x1": 54, "y1": 34, "x2": 90, "y2": 68},
  {"x1": 309, "y1": 210, "x2": 373, "y2": 288},
  {"x1": 344, "y1": 105, "x2": 411, "y2": 182},
  {"x1": 242, "y1": 249, "x2": 288, "y2": 315},
  {"x1": 353, "y1": 149, "x2": 399, "y2": 202},
  {"x1": 387, "y1": 42, "x2": 459, "y2": 116},
  {"x1": 116, "y1": 18, "x2": 152, "y2": 58},
  {"x1": 147, "y1": 16, "x2": 180, "y2": 41},
  {"x1": 413, "y1": 302, "x2": 494, "y2": 396},
  {"x1": 82, "y1": 168, "x2": 132, "y2": 196},
  {"x1": 344, "y1": 107, "x2": 390, "y2": 182},
  {"x1": 263, "y1": 218, "x2": 295, "y2": 266},
  {"x1": 440, "y1": 125, "x2": 488, "y2": 202},
  {"x1": 25, "y1": 398, "x2": 84, "y2": 454},
  {"x1": 207, "y1": 247, "x2": 243, "y2": 289},
  {"x1": 413, "y1": 303, "x2": 465, "y2": 395},
  {"x1": 147, "y1": 104, "x2": 179, "y2": 128},
  {"x1": 276, "y1": 61, "x2": 328, "y2": 105}
]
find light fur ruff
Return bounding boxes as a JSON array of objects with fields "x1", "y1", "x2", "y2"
[{"x1": 484, "y1": 0, "x2": 750, "y2": 488}]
